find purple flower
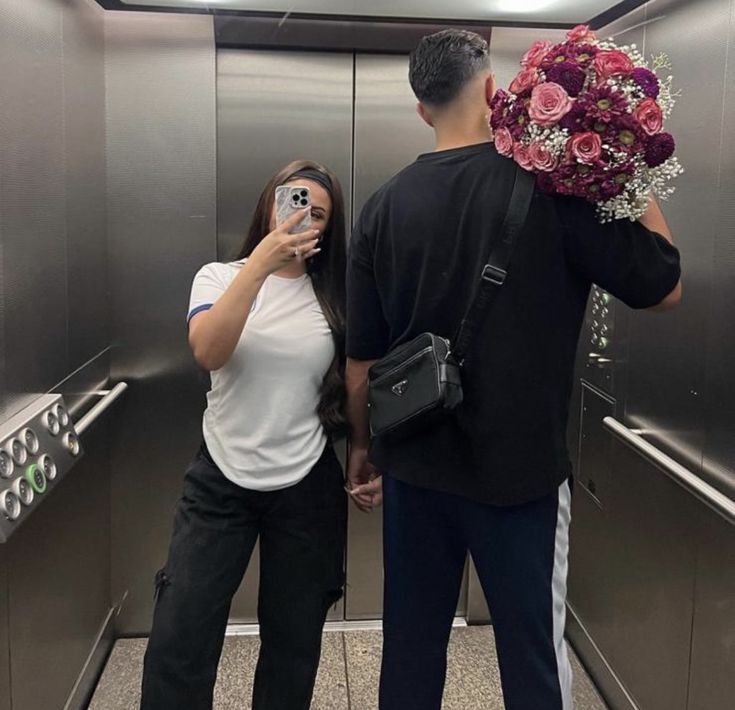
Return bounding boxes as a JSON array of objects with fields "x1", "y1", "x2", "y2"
[
  {"x1": 559, "y1": 103, "x2": 587, "y2": 132},
  {"x1": 631, "y1": 67, "x2": 660, "y2": 98},
  {"x1": 574, "y1": 44, "x2": 599, "y2": 65},
  {"x1": 507, "y1": 99, "x2": 531, "y2": 139},
  {"x1": 490, "y1": 90, "x2": 512, "y2": 130},
  {"x1": 645, "y1": 132, "x2": 676, "y2": 167},
  {"x1": 600, "y1": 180, "x2": 625, "y2": 200},
  {"x1": 582, "y1": 85, "x2": 629, "y2": 123},
  {"x1": 545, "y1": 62, "x2": 586, "y2": 97}
]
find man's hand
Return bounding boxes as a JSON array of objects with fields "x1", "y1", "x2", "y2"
[{"x1": 346, "y1": 446, "x2": 383, "y2": 512}]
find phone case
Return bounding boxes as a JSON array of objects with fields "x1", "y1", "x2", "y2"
[{"x1": 275, "y1": 185, "x2": 312, "y2": 234}]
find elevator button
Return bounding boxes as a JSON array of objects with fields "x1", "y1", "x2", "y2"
[
  {"x1": 601, "y1": 293, "x2": 611, "y2": 305},
  {"x1": 598, "y1": 337, "x2": 609, "y2": 351},
  {"x1": 0, "y1": 490, "x2": 20, "y2": 521},
  {"x1": 63, "y1": 432, "x2": 80, "y2": 457},
  {"x1": 12, "y1": 477, "x2": 33, "y2": 506},
  {"x1": 21, "y1": 428, "x2": 39, "y2": 454},
  {"x1": 25, "y1": 465, "x2": 47, "y2": 494},
  {"x1": 0, "y1": 451, "x2": 13, "y2": 479},
  {"x1": 8, "y1": 438, "x2": 27, "y2": 466},
  {"x1": 54, "y1": 404, "x2": 69, "y2": 427},
  {"x1": 39, "y1": 454, "x2": 57, "y2": 481},
  {"x1": 45, "y1": 411, "x2": 60, "y2": 436}
]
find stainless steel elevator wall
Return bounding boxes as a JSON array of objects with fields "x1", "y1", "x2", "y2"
[
  {"x1": 0, "y1": 0, "x2": 111, "y2": 707},
  {"x1": 105, "y1": 11, "x2": 217, "y2": 634},
  {"x1": 567, "y1": 2, "x2": 735, "y2": 708}
]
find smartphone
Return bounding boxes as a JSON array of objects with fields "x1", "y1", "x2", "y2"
[{"x1": 275, "y1": 185, "x2": 312, "y2": 234}]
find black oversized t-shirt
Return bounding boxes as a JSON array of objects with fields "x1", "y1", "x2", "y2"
[{"x1": 346, "y1": 142, "x2": 681, "y2": 506}]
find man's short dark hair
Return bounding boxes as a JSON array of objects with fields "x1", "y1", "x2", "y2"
[{"x1": 409, "y1": 29, "x2": 491, "y2": 107}]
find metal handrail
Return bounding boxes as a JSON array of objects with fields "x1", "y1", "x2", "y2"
[
  {"x1": 603, "y1": 416, "x2": 735, "y2": 525},
  {"x1": 74, "y1": 382, "x2": 128, "y2": 435}
]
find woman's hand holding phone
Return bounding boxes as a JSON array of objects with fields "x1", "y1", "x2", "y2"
[{"x1": 248, "y1": 209, "x2": 320, "y2": 279}]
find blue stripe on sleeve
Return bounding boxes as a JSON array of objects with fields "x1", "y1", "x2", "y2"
[{"x1": 187, "y1": 303, "x2": 213, "y2": 324}]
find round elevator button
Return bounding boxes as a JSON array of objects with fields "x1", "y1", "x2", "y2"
[
  {"x1": 21, "y1": 428, "x2": 39, "y2": 454},
  {"x1": 0, "y1": 490, "x2": 21, "y2": 521},
  {"x1": 25, "y1": 464, "x2": 47, "y2": 495},
  {"x1": 45, "y1": 411, "x2": 60, "y2": 436},
  {"x1": 39, "y1": 454, "x2": 57, "y2": 481},
  {"x1": 12, "y1": 477, "x2": 33, "y2": 506},
  {"x1": 0, "y1": 451, "x2": 13, "y2": 479},
  {"x1": 8, "y1": 438, "x2": 27, "y2": 466}
]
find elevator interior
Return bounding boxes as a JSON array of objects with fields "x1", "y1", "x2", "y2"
[{"x1": 1, "y1": 0, "x2": 734, "y2": 708}]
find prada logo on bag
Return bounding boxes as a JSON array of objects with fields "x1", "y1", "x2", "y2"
[{"x1": 392, "y1": 379, "x2": 409, "y2": 397}]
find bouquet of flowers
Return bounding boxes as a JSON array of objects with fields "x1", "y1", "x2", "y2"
[{"x1": 490, "y1": 24, "x2": 683, "y2": 222}]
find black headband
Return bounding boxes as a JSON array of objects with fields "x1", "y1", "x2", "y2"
[{"x1": 287, "y1": 168, "x2": 333, "y2": 196}]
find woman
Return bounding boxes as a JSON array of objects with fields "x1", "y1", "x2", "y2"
[{"x1": 141, "y1": 160, "x2": 349, "y2": 710}]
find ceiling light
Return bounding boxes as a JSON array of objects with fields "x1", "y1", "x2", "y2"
[{"x1": 495, "y1": 0, "x2": 557, "y2": 13}]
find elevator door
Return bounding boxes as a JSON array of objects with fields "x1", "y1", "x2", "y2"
[
  {"x1": 216, "y1": 49, "x2": 354, "y2": 621},
  {"x1": 347, "y1": 54, "x2": 470, "y2": 619},
  {"x1": 216, "y1": 50, "x2": 468, "y2": 621}
]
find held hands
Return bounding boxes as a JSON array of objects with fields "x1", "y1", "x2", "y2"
[
  {"x1": 248, "y1": 208, "x2": 320, "y2": 279},
  {"x1": 346, "y1": 447, "x2": 383, "y2": 513}
]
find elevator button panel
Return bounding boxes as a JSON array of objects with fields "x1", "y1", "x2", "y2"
[
  {"x1": 585, "y1": 286, "x2": 616, "y2": 390},
  {"x1": 0, "y1": 394, "x2": 84, "y2": 542}
]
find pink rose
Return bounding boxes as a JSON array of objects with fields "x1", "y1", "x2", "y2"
[
  {"x1": 521, "y1": 40, "x2": 553, "y2": 69},
  {"x1": 509, "y1": 68, "x2": 541, "y2": 96},
  {"x1": 494, "y1": 128, "x2": 514, "y2": 157},
  {"x1": 528, "y1": 82, "x2": 573, "y2": 127},
  {"x1": 529, "y1": 141, "x2": 558, "y2": 172},
  {"x1": 513, "y1": 143, "x2": 534, "y2": 171},
  {"x1": 566, "y1": 24, "x2": 597, "y2": 43},
  {"x1": 634, "y1": 97, "x2": 664, "y2": 135},
  {"x1": 566, "y1": 132, "x2": 603, "y2": 164},
  {"x1": 593, "y1": 50, "x2": 634, "y2": 80}
]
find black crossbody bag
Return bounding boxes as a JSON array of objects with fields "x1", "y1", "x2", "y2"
[{"x1": 367, "y1": 164, "x2": 535, "y2": 442}]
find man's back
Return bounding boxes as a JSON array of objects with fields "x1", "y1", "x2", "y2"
[{"x1": 347, "y1": 142, "x2": 680, "y2": 505}]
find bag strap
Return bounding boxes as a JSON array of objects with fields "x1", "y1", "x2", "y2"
[{"x1": 452, "y1": 164, "x2": 535, "y2": 365}]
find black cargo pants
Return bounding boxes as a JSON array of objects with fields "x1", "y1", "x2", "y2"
[{"x1": 140, "y1": 443, "x2": 347, "y2": 710}]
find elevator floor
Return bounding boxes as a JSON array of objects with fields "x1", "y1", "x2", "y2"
[{"x1": 88, "y1": 626, "x2": 607, "y2": 709}]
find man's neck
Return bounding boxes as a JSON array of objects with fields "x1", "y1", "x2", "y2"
[{"x1": 433, "y1": 122, "x2": 492, "y2": 153}]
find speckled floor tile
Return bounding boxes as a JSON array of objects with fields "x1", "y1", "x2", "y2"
[
  {"x1": 89, "y1": 628, "x2": 605, "y2": 709},
  {"x1": 88, "y1": 638, "x2": 147, "y2": 710},
  {"x1": 89, "y1": 633, "x2": 347, "y2": 709}
]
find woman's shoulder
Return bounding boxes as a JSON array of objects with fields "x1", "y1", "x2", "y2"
[{"x1": 193, "y1": 258, "x2": 247, "y2": 283}]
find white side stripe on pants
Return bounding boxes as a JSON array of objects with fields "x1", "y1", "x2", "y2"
[{"x1": 552, "y1": 479, "x2": 573, "y2": 709}]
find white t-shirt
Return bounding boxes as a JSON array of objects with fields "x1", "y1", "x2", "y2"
[{"x1": 187, "y1": 260, "x2": 336, "y2": 491}]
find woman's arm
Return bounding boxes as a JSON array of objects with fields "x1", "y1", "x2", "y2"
[
  {"x1": 189, "y1": 209, "x2": 320, "y2": 370},
  {"x1": 188, "y1": 260, "x2": 267, "y2": 371}
]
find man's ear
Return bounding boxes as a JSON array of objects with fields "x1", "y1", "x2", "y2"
[
  {"x1": 416, "y1": 102, "x2": 434, "y2": 128},
  {"x1": 485, "y1": 74, "x2": 496, "y2": 106}
]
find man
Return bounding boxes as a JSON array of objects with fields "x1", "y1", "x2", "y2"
[{"x1": 345, "y1": 29, "x2": 681, "y2": 710}]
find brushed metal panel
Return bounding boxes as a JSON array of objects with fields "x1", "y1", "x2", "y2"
[
  {"x1": 349, "y1": 55, "x2": 472, "y2": 620},
  {"x1": 488, "y1": 27, "x2": 567, "y2": 93},
  {"x1": 217, "y1": 49, "x2": 353, "y2": 261},
  {"x1": 63, "y1": 0, "x2": 108, "y2": 371},
  {"x1": 0, "y1": 546, "x2": 9, "y2": 710},
  {"x1": 105, "y1": 11, "x2": 217, "y2": 634},
  {"x1": 7, "y1": 420, "x2": 111, "y2": 710},
  {"x1": 624, "y1": 0, "x2": 729, "y2": 479},
  {"x1": 702, "y1": 0, "x2": 735, "y2": 498},
  {"x1": 574, "y1": 439, "x2": 697, "y2": 710},
  {"x1": 687, "y1": 510, "x2": 735, "y2": 710},
  {"x1": 352, "y1": 54, "x2": 435, "y2": 218},
  {"x1": 0, "y1": 0, "x2": 68, "y2": 420},
  {"x1": 216, "y1": 49, "x2": 353, "y2": 621}
]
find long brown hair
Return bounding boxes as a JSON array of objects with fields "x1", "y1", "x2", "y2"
[{"x1": 234, "y1": 160, "x2": 348, "y2": 437}]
